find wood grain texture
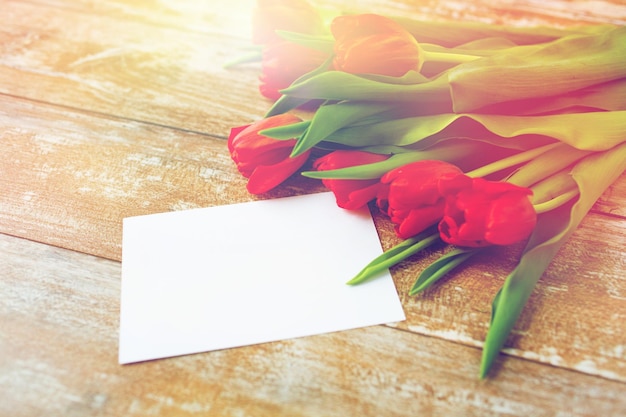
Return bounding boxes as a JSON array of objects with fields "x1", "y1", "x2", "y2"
[
  {"x1": 2, "y1": 233, "x2": 626, "y2": 417},
  {"x1": 1, "y1": 0, "x2": 626, "y2": 414},
  {"x1": 1, "y1": 0, "x2": 269, "y2": 133},
  {"x1": 25, "y1": 0, "x2": 626, "y2": 27}
]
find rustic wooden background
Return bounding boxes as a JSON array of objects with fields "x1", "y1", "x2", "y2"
[{"x1": 1, "y1": 0, "x2": 625, "y2": 415}]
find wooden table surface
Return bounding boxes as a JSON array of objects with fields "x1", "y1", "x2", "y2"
[{"x1": 1, "y1": 0, "x2": 625, "y2": 415}]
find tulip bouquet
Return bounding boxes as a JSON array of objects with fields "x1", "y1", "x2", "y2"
[{"x1": 226, "y1": 0, "x2": 626, "y2": 377}]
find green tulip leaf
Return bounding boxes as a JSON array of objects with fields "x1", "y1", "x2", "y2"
[
  {"x1": 280, "y1": 70, "x2": 452, "y2": 103},
  {"x1": 351, "y1": 70, "x2": 432, "y2": 85},
  {"x1": 266, "y1": 96, "x2": 319, "y2": 118},
  {"x1": 481, "y1": 78, "x2": 626, "y2": 115},
  {"x1": 265, "y1": 55, "x2": 334, "y2": 117},
  {"x1": 291, "y1": 101, "x2": 403, "y2": 156},
  {"x1": 259, "y1": 121, "x2": 311, "y2": 140},
  {"x1": 505, "y1": 143, "x2": 592, "y2": 188},
  {"x1": 302, "y1": 140, "x2": 486, "y2": 180},
  {"x1": 322, "y1": 111, "x2": 626, "y2": 152},
  {"x1": 348, "y1": 231, "x2": 440, "y2": 285},
  {"x1": 223, "y1": 47, "x2": 262, "y2": 68},
  {"x1": 409, "y1": 248, "x2": 481, "y2": 295},
  {"x1": 392, "y1": 16, "x2": 612, "y2": 47},
  {"x1": 275, "y1": 30, "x2": 334, "y2": 53},
  {"x1": 421, "y1": 37, "x2": 518, "y2": 56},
  {"x1": 450, "y1": 27, "x2": 626, "y2": 112}
]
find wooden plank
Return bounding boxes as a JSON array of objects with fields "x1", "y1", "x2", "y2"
[
  {"x1": 478, "y1": 0, "x2": 626, "y2": 26},
  {"x1": 2, "y1": 232, "x2": 625, "y2": 417},
  {"x1": 20, "y1": 0, "x2": 259, "y2": 36},
  {"x1": 593, "y1": 177, "x2": 626, "y2": 218},
  {"x1": 19, "y1": 0, "x2": 257, "y2": 36}
]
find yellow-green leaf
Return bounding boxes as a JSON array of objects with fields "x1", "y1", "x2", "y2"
[{"x1": 450, "y1": 27, "x2": 626, "y2": 112}]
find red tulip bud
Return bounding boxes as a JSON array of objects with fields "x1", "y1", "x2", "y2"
[
  {"x1": 331, "y1": 14, "x2": 423, "y2": 76},
  {"x1": 378, "y1": 160, "x2": 463, "y2": 239},
  {"x1": 252, "y1": 0, "x2": 325, "y2": 45},
  {"x1": 228, "y1": 114, "x2": 310, "y2": 194},
  {"x1": 438, "y1": 174, "x2": 537, "y2": 247},
  {"x1": 259, "y1": 41, "x2": 327, "y2": 100},
  {"x1": 313, "y1": 150, "x2": 390, "y2": 210}
]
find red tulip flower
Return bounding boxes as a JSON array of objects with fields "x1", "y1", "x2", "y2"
[
  {"x1": 260, "y1": 40, "x2": 328, "y2": 100},
  {"x1": 313, "y1": 150, "x2": 390, "y2": 210},
  {"x1": 331, "y1": 14, "x2": 423, "y2": 77},
  {"x1": 377, "y1": 160, "x2": 463, "y2": 239},
  {"x1": 228, "y1": 114, "x2": 310, "y2": 194},
  {"x1": 252, "y1": 0, "x2": 325, "y2": 45},
  {"x1": 251, "y1": 0, "x2": 328, "y2": 100},
  {"x1": 438, "y1": 174, "x2": 537, "y2": 247}
]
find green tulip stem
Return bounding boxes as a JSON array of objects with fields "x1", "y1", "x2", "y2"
[
  {"x1": 533, "y1": 189, "x2": 579, "y2": 214},
  {"x1": 222, "y1": 48, "x2": 262, "y2": 68},
  {"x1": 422, "y1": 50, "x2": 481, "y2": 66},
  {"x1": 530, "y1": 169, "x2": 580, "y2": 214},
  {"x1": 274, "y1": 31, "x2": 335, "y2": 52},
  {"x1": 465, "y1": 142, "x2": 561, "y2": 178}
]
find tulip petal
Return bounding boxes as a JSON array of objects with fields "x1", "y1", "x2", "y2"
[
  {"x1": 333, "y1": 181, "x2": 381, "y2": 210},
  {"x1": 246, "y1": 152, "x2": 310, "y2": 194},
  {"x1": 439, "y1": 176, "x2": 536, "y2": 247},
  {"x1": 331, "y1": 14, "x2": 422, "y2": 77},
  {"x1": 484, "y1": 193, "x2": 536, "y2": 245},
  {"x1": 396, "y1": 203, "x2": 444, "y2": 239}
]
